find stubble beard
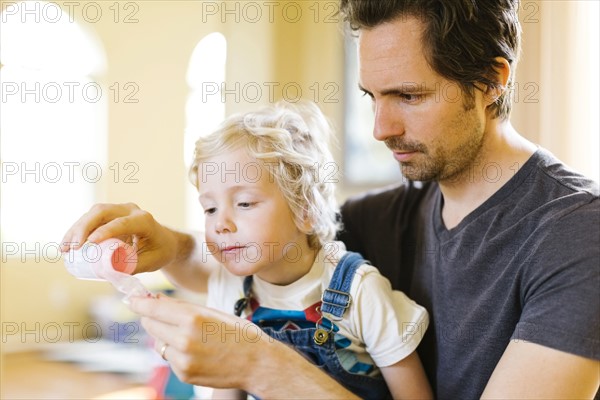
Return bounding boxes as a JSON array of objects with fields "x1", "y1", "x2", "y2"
[{"x1": 386, "y1": 105, "x2": 485, "y2": 183}]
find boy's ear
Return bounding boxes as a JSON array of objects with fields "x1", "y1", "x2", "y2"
[{"x1": 299, "y1": 209, "x2": 313, "y2": 233}]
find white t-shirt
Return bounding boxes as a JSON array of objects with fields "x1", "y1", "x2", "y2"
[{"x1": 207, "y1": 241, "x2": 429, "y2": 372}]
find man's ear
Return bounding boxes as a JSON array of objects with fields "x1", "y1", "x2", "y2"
[{"x1": 484, "y1": 56, "x2": 511, "y2": 105}]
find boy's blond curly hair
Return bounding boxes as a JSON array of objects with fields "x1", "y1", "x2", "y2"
[{"x1": 189, "y1": 101, "x2": 340, "y2": 249}]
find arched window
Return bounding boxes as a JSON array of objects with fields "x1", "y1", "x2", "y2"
[
  {"x1": 184, "y1": 32, "x2": 227, "y2": 230},
  {"x1": 343, "y1": 34, "x2": 401, "y2": 186},
  {"x1": 1, "y1": 2, "x2": 107, "y2": 256}
]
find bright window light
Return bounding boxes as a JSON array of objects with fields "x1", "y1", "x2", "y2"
[
  {"x1": 572, "y1": 1, "x2": 599, "y2": 182},
  {"x1": 1, "y1": 1, "x2": 107, "y2": 254},
  {"x1": 184, "y1": 32, "x2": 227, "y2": 231}
]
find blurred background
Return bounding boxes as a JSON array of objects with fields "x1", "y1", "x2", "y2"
[{"x1": 1, "y1": 0, "x2": 598, "y2": 398}]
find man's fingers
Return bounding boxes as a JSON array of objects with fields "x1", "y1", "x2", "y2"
[
  {"x1": 60, "y1": 211, "x2": 98, "y2": 251},
  {"x1": 130, "y1": 295, "x2": 249, "y2": 346},
  {"x1": 133, "y1": 296, "x2": 217, "y2": 354},
  {"x1": 142, "y1": 317, "x2": 183, "y2": 350},
  {"x1": 147, "y1": 326, "x2": 186, "y2": 366},
  {"x1": 60, "y1": 203, "x2": 142, "y2": 252},
  {"x1": 89, "y1": 208, "x2": 158, "y2": 244},
  {"x1": 156, "y1": 340, "x2": 182, "y2": 363},
  {"x1": 129, "y1": 294, "x2": 197, "y2": 327},
  {"x1": 87, "y1": 216, "x2": 140, "y2": 244}
]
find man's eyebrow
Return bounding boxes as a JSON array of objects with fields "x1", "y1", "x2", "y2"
[{"x1": 358, "y1": 83, "x2": 433, "y2": 96}]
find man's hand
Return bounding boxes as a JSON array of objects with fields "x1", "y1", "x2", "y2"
[
  {"x1": 130, "y1": 294, "x2": 357, "y2": 398},
  {"x1": 60, "y1": 203, "x2": 179, "y2": 273},
  {"x1": 131, "y1": 294, "x2": 265, "y2": 388}
]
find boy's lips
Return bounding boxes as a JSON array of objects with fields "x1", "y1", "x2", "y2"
[{"x1": 221, "y1": 245, "x2": 246, "y2": 252}]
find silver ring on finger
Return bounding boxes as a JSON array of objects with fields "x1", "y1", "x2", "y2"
[{"x1": 160, "y1": 343, "x2": 169, "y2": 361}]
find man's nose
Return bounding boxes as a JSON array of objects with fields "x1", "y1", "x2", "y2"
[{"x1": 373, "y1": 101, "x2": 404, "y2": 142}]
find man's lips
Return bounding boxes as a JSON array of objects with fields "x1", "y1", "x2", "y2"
[{"x1": 393, "y1": 150, "x2": 418, "y2": 162}]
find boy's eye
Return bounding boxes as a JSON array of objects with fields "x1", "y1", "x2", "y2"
[
  {"x1": 238, "y1": 202, "x2": 255, "y2": 208},
  {"x1": 204, "y1": 207, "x2": 216, "y2": 215}
]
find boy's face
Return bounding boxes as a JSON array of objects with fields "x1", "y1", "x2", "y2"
[
  {"x1": 198, "y1": 146, "x2": 313, "y2": 285},
  {"x1": 358, "y1": 15, "x2": 490, "y2": 183}
]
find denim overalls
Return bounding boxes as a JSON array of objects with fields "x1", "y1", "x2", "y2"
[{"x1": 234, "y1": 252, "x2": 392, "y2": 400}]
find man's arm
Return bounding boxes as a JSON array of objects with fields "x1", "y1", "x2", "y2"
[
  {"x1": 482, "y1": 201, "x2": 600, "y2": 399},
  {"x1": 159, "y1": 228, "x2": 218, "y2": 293},
  {"x1": 130, "y1": 295, "x2": 358, "y2": 399},
  {"x1": 482, "y1": 341, "x2": 599, "y2": 399}
]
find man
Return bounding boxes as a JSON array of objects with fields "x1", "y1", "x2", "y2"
[{"x1": 62, "y1": 0, "x2": 599, "y2": 398}]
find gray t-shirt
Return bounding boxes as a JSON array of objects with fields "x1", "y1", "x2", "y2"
[{"x1": 339, "y1": 148, "x2": 599, "y2": 399}]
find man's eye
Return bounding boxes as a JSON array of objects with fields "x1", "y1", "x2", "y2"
[
  {"x1": 238, "y1": 202, "x2": 255, "y2": 208},
  {"x1": 361, "y1": 91, "x2": 374, "y2": 100},
  {"x1": 400, "y1": 93, "x2": 423, "y2": 103},
  {"x1": 204, "y1": 207, "x2": 216, "y2": 215}
]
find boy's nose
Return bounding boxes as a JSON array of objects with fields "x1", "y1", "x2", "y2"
[{"x1": 215, "y1": 212, "x2": 236, "y2": 234}]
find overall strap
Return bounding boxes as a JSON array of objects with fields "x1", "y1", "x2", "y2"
[
  {"x1": 234, "y1": 275, "x2": 253, "y2": 317},
  {"x1": 320, "y1": 251, "x2": 369, "y2": 319}
]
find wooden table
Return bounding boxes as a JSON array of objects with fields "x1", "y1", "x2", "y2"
[{"x1": 1, "y1": 351, "x2": 155, "y2": 399}]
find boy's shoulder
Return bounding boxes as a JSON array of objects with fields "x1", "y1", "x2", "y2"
[{"x1": 321, "y1": 241, "x2": 392, "y2": 293}]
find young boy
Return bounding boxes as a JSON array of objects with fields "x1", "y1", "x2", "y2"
[{"x1": 189, "y1": 101, "x2": 432, "y2": 399}]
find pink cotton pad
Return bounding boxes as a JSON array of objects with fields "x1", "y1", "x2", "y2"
[{"x1": 109, "y1": 240, "x2": 137, "y2": 274}]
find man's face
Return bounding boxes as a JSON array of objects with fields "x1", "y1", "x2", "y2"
[{"x1": 358, "y1": 16, "x2": 489, "y2": 183}]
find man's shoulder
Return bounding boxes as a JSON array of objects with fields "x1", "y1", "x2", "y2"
[
  {"x1": 531, "y1": 148, "x2": 599, "y2": 197},
  {"x1": 511, "y1": 149, "x2": 599, "y2": 226},
  {"x1": 480, "y1": 149, "x2": 599, "y2": 273}
]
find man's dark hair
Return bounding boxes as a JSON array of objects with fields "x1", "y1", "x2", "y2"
[{"x1": 339, "y1": 0, "x2": 521, "y2": 120}]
